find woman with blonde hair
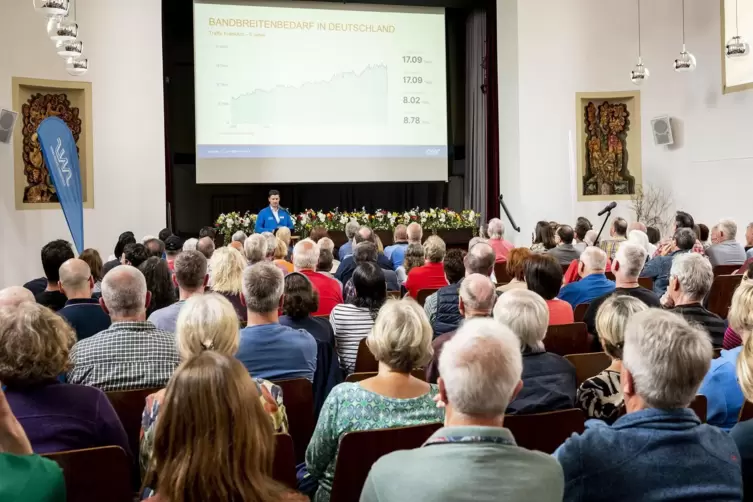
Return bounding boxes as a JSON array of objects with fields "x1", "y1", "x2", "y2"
[
  {"x1": 276, "y1": 226, "x2": 293, "y2": 259},
  {"x1": 274, "y1": 238, "x2": 295, "y2": 274},
  {"x1": 209, "y1": 246, "x2": 248, "y2": 322},
  {"x1": 140, "y1": 294, "x2": 288, "y2": 474},
  {"x1": 306, "y1": 299, "x2": 443, "y2": 502},
  {"x1": 143, "y1": 351, "x2": 305, "y2": 502},
  {"x1": 730, "y1": 281, "x2": 753, "y2": 495},
  {"x1": 576, "y1": 295, "x2": 648, "y2": 423}
]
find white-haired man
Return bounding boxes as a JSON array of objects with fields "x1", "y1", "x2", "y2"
[
  {"x1": 554, "y1": 309, "x2": 742, "y2": 501},
  {"x1": 558, "y1": 247, "x2": 615, "y2": 308},
  {"x1": 338, "y1": 219, "x2": 360, "y2": 261},
  {"x1": 707, "y1": 219, "x2": 747, "y2": 266},
  {"x1": 407, "y1": 222, "x2": 423, "y2": 245},
  {"x1": 360, "y1": 318, "x2": 564, "y2": 502},
  {"x1": 487, "y1": 218, "x2": 514, "y2": 263},
  {"x1": 583, "y1": 243, "x2": 660, "y2": 346},
  {"x1": 244, "y1": 234, "x2": 268, "y2": 265},
  {"x1": 57, "y1": 258, "x2": 111, "y2": 341},
  {"x1": 384, "y1": 224, "x2": 409, "y2": 269},
  {"x1": 0, "y1": 286, "x2": 35, "y2": 308},
  {"x1": 231, "y1": 231, "x2": 248, "y2": 246},
  {"x1": 67, "y1": 266, "x2": 180, "y2": 391},
  {"x1": 294, "y1": 238, "x2": 342, "y2": 316}
]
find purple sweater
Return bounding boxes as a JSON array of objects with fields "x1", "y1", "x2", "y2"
[{"x1": 5, "y1": 381, "x2": 131, "y2": 458}]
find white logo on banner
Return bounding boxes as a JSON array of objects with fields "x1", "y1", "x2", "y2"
[{"x1": 48, "y1": 137, "x2": 72, "y2": 187}]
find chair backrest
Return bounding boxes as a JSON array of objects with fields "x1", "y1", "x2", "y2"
[
  {"x1": 638, "y1": 276, "x2": 654, "y2": 291},
  {"x1": 714, "y1": 265, "x2": 741, "y2": 277},
  {"x1": 739, "y1": 400, "x2": 753, "y2": 423},
  {"x1": 106, "y1": 387, "x2": 162, "y2": 466},
  {"x1": 346, "y1": 368, "x2": 426, "y2": 383},
  {"x1": 43, "y1": 446, "x2": 132, "y2": 502},
  {"x1": 573, "y1": 303, "x2": 590, "y2": 323},
  {"x1": 271, "y1": 378, "x2": 315, "y2": 463},
  {"x1": 329, "y1": 423, "x2": 442, "y2": 502},
  {"x1": 564, "y1": 352, "x2": 612, "y2": 386},
  {"x1": 416, "y1": 288, "x2": 439, "y2": 306},
  {"x1": 272, "y1": 434, "x2": 297, "y2": 489},
  {"x1": 354, "y1": 337, "x2": 379, "y2": 373},
  {"x1": 505, "y1": 409, "x2": 585, "y2": 454},
  {"x1": 707, "y1": 274, "x2": 744, "y2": 318},
  {"x1": 544, "y1": 322, "x2": 591, "y2": 356},
  {"x1": 494, "y1": 262, "x2": 513, "y2": 284},
  {"x1": 689, "y1": 394, "x2": 707, "y2": 423},
  {"x1": 387, "y1": 290, "x2": 401, "y2": 299}
]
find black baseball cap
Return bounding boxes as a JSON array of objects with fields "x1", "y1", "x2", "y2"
[{"x1": 164, "y1": 235, "x2": 183, "y2": 252}]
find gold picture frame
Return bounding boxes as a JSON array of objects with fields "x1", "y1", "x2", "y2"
[
  {"x1": 12, "y1": 77, "x2": 94, "y2": 210},
  {"x1": 575, "y1": 91, "x2": 642, "y2": 202},
  {"x1": 722, "y1": 0, "x2": 753, "y2": 94}
]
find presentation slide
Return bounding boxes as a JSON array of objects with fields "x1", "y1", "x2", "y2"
[{"x1": 193, "y1": 1, "x2": 448, "y2": 184}]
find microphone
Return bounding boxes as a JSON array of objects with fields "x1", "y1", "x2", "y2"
[{"x1": 597, "y1": 202, "x2": 617, "y2": 216}]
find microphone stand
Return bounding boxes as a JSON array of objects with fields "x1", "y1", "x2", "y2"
[
  {"x1": 498, "y1": 195, "x2": 521, "y2": 232},
  {"x1": 594, "y1": 209, "x2": 612, "y2": 246}
]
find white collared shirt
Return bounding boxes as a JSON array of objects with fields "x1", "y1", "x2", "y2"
[{"x1": 271, "y1": 206, "x2": 280, "y2": 223}]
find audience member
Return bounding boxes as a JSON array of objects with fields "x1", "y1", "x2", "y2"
[
  {"x1": 653, "y1": 211, "x2": 705, "y2": 257},
  {"x1": 262, "y1": 232, "x2": 280, "y2": 265},
  {"x1": 57, "y1": 259, "x2": 111, "y2": 341},
  {"x1": 0, "y1": 286, "x2": 35, "y2": 308},
  {"x1": 139, "y1": 294, "x2": 287, "y2": 473},
  {"x1": 584, "y1": 243, "x2": 660, "y2": 343},
  {"x1": 584, "y1": 229, "x2": 598, "y2": 247},
  {"x1": 102, "y1": 231, "x2": 135, "y2": 276},
  {"x1": 198, "y1": 226, "x2": 216, "y2": 240},
  {"x1": 144, "y1": 238, "x2": 165, "y2": 259},
  {"x1": 497, "y1": 248, "x2": 532, "y2": 293},
  {"x1": 309, "y1": 226, "x2": 329, "y2": 243},
  {"x1": 599, "y1": 217, "x2": 628, "y2": 260},
  {"x1": 317, "y1": 238, "x2": 339, "y2": 275},
  {"x1": 396, "y1": 242, "x2": 424, "y2": 284},
  {"x1": 306, "y1": 299, "x2": 443, "y2": 502},
  {"x1": 293, "y1": 239, "x2": 343, "y2": 315},
  {"x1": 577, "y1": 296, "x2": 647, "y2": 424},
  {"x1": 698, "y1": 223, "x2": 711, "y2": 250},
  {"x1": 494, "y1": 289, "x2": 576, "y2": 414},
  {"x1": 274, "y1": 238, "x2": 295, "y2": 273},
  {"x1": 158, "y1": 228, "x2": 172, "y2": 242},
  {"x1": 730, "y1": 284, "x2": 753, "y2": 496},
  {"x1": 628, "y1": 221, "x2": 647, "y2": 234},
  {"x1": 554, "y1": 309, "x2": 742, "y2": 502},
  {"x1": 407, "y1": 222, "x2": 423, "y2": 244},
  {"x1": 423, "y1": 247, "x2": 472, "y2": 333},
  {"x1": 121, "y1": 242, "x2": 150, "y2": 269},
  {"x1": 547, "y1": 225, "x2": 581, "y2": 265},
  {"x1": 574, "y1": 218, "x2": 593, "y2": 253},
  {"x1": 236, "y1": 262, "x2": 317, "y2": 381},
  {"x1": 338, "y1": 219, "x2": 360, "y2": 260},
  {"x1": 708, "y1": 219, "x2": 747, "y2": 266},
  {"x1": 531, "y1": 221, "x2": 556, "y2": 253},
  {"x1": 646, "y1": 226, "x2": 661, "y2": 246},
  {"x1": 182, "y1": 238, "x2": 198, "y2": 252},
  {"x1": 34, "y1": 240, "x2": 74, "y2": 311},
  {"x1": 276, "y1": 227, "x2": 293, "y2": 259},
  {"x1": 343, "y1": 242, "x2": 399, "y2": 299},
  {"x1": 746, "y1": 222, "x2": 753, "y2": 257},
  {"x1": 487, "y1": 218, "x2": 514, "y2": 262},
  {"x1": 724, "y1": 263, "x2": 753, "y2": 349},
  {"x1": 698, "y1": 280, "x2": 753, "y2": 430},
  {"x1": 384, "y1": 224, "x2": 409, "y2": 268},
  {"x1": 641, "y1": 227, "x2": 695, "y2": 296},
  {"x1": 363, "y1": 318, "x2": 564, "y2": 502},
  {"x1": 662, "y1": 253, "x2": 725, "y2": 348},
  {"x1": 196, "y1": 236, "x2": 215, "y2": 261},
  {"x1": 139, "y1": 257, "x2": 177, "y2": 317},
  {"x1": 209, "y1": 246, "x2": 248, "y2": 322},
  {"x1": 335, "y1": 226, "x2": 393, "y2": 285},
  {"x1": 244, "y1": 233, "x2": 268, "y2": 265},
  {"x1": 330, "y1": 263, "x2": 386, "y2": 374},
  {"x1": 149, "y1": 251, "x2": 207, "y2": 332},
  {"x1": 280, "y1": 273, "x2": 334, "y2": 345},
  {"x1": 79, "y1": 248, "x2": 104, "y2": 294},
  {"x1": 142, "y1": 352, "x2": 304, "y2": 502},
  {"x1": 525, "y1": 254, "x2": 574, "y2": 325},
  {"x1": 67, "y1": 265, "x2": 180, "y2": 391},
  {"x1": 426, "y1": 274, "x2": 497, "y2": 383},
  {"x1": 163, "y1": 235, "x2": 182, "y2": 271},
  {"x1": 558, "y1": 247, "x2": 615, "y2": 308},
  {"x1": 627, "y1": 229, "x2": 655, "y2": 258},
  {"x1": 231, "y1": 230, "x2": 247, "y2": 247},
  {"x1": 405, "y1": 236, "x2": 449, "y2": 298}
]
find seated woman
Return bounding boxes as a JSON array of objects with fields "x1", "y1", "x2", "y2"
[
  {"x1": 209, "y1": 247, "x2": 248, "y2": 322},
  {"x1": 0, "y1": 303, "x2": 130, "y2": 456},
  {"x1": 306, "y1": 299, "x2": 444, "y2": 502},
  {"x1": 525, "y1": 254, "x2": 574, "y2": 325},
  {"x1": 330, "y1": 263, "x2": 387, "y2": 374},
  {"x1": 493, "y1": 289, "x2": 576, "y2": 414},
  {"x1": 317, "y1": 238, "x2": 340, "y2": 275},
  {"x1": 140, "y1": 294, "x2": 288, "y2": 474},
  {"x1": 396, "y1": 243, "x2": 425, "y2": 285},
  {"x1": 497, "y1": 247, "x2": 531, "y2": 292},
  {"x1": 276, "y1": 226, "x2": 294, "y2": 260},
  {"x1": 725, "y1": 262, "x2": 753, "y2": 349},
  {"x1": 143, "y1": 352, "x2": 306, "y2": 502},
  {"x1": 576, "y1": 295, "x2": 647, "y2": 423},
  {"x1": 280, "y1": 273, "x2": 334, "y2": 344},
  {"x1": 730, "y1": 285, "x2": 753, "y2": 497},
  {"x1": 139, "y1": 257, "x2": 176, "y2": 317},
  {"x1": 274, "y1": 238, "x2": 294, "y2": 274},
  {"x1": 530, "y1": 220, "x2": 557, "y2": 253}
]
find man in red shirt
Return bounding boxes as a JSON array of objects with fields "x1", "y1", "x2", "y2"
[
  {"x1": 293, "y1": 239, "x2": 342, "y2": 315},
  {"x1": 487, "y1": 218, "x2": 514, "y2": 263},
  {"x1": 405, "y1": 235, "x2": 449, "y2": 298}
]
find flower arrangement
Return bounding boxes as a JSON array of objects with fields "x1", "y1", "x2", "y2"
[{"x1": 214, "y1": 211, "x2": 256, "y2": 245}]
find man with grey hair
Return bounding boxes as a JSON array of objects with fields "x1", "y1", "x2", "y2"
[
  {"x1": 583, "y1": 243, "x2": 660, "y2": 347},
  {"x1": 554, "y1": 309, "x2": 742, "y2": 500},
  {"x1": 197, "y1": 236, "x2": 215, "y2": 260},
  {"x1": 236, "y1": 262, "x2": 317, "y2": 382},
  {"x1": 294, "y1": 238, "x2": 342, "y2": 315},
  {"x1": 362, "y1": 318, "x2": 564, "y2": 502},
  {"x1": 384, "y1": 224, "x2": 409, "y2": 268},
  {"x1": 494, "y1": 289, "x2": 576, "y2": 415},
  {"x1": 261, "y1": 232, "x2": 278, "y2": 261},
  {"x1": 244, "y1": 233, "x2": 268, "y2": 265},
  {"x1": 599, "y1": 217, "x2": 629, "y2": 260},
  {"x1": 0, "y1": 286, "x2": 35, "y2": 308},
  {"x1": 558, "y1": 247, "x2": 615, "y2": 308},
  {"x1": 662, "y1": 253, "x2": 725, "y2": 348},
  {"x1": 58, "y1": 258, "x2": 111, "y2": 341},
  {"x1": 67, "y1": 265, "x2": 180, "y2": 391},
  {"x1": 338, "y1": 219, "x2": 361, "y2": 260},
  {"x1": 149, "y1": 251, "x2": 208, "y2": 332},
  {"x1": 708, "y1": 219, "x2": 747, "y2": 266},
  {"x1": 487, "y1": 218, "x2": 514, "y2": 263},
  {"x1": 231, "y1": 230, "x2": 247, "y2": 246},
  {"x1": 407, "y1": 222, "x2": 423, "y2": 245}
]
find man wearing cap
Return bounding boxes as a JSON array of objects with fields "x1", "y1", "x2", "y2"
[{"x1": 164, "y1": 235, "x2": 183, "y2": 272}]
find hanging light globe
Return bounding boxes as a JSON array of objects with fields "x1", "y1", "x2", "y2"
[
  {"x1": 55, "y1": 39, "x2": 83, "y2": 58},
  {"x1": 34, "y1": 0, "x2": 69, "y2": 17},
  {"x1": 674, "y1": 48, "x2": 697, "y2": 72},
  {"x1": 65, "y1": 57, "x2": 88, "y2": 76},
  {"x1": 726, "y1": 35, "x2": 751, "y2": 58},
  {"x1": 630, "y1": 58, "x2": 650, "y2": 86},
  {"x1": 48, "y1": 18, "x2": 78, "y2": 42}
]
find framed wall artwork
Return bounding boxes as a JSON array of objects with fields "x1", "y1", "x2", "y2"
[{"x1": 722, "y1": 0, "x2": 753, "y2": 94}]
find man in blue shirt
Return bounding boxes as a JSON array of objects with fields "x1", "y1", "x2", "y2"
[
  {"x1": 338, "y1": 219, "x2": 361, "y2": 261},
  {"x1": 558, "y1": 246, "x2": 615, "y2": 308},
  {"x1": 236, "y1": 262, "x2": 317, "y2": 382},
  {"x1": 384, "y1": 224, "x2": 409, "y2": 268},
  {"x1": 254, "y1": 190, "x2": 295, "y2": 234}
]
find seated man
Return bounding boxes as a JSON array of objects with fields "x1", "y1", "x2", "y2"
[
  {"x1": 67, "y1": 266, "x2": 180, "y2": 391},
  {"x1": 707, "y1": 219, "x2": 747, "y2": 266},
  {"x1": 554, "y1": 309, "x2": 742, "y2": 502},
  {"x1": 0, "y1": 287, "x2": 34, "y2": 308},
  {"x1": 384, "y1": 224, "x2": 409, "y2": 268},
  {"x1": 361, "y1": 318, "x2": 564, "y2": 502},
  {"x1": 236, "y1": 262, "x2": 317, "y2": 382},
  {"x1": 148, "y1": 251, "x2": 207, "y2": 332},
  {"x1": 342, "y1": 242, "x2": 399, "y2": 302},
  {"x1": 662, "y1": 253, "x2": 725, "y2": 348},
  {"x1": 335, "y1": 226, "x2": 393, "y2": 285},
  {"x1": 487, "y1": 218, "x2": 514, "y2": 263},
  {"x1": 120, "y1": 242, "x2": 150, "y2": 269},
  {"x1": 405, "y1": 236, "x2": 450, "y2": 299},
  {"x1": 548, "y1": 225, "x2": 582, "y2": 266},
  {"x1": 598, "y1": 217, "x2": 628, "y2": 260},
  {"x1": 35, "y1": 240, "x2": 75, "y2": 312},
  {"x1": 337, "y1": 219, "x2": 360, "y2": 261},
  {"x1": 558, "y1": 247, "x2": 616, "y2": 308},
  {"x1": 102, "y1": 231, "x2": 135, "y2": 277},
  {"x1": 58, "y1": 259, "x2": 111, "y2": 341},
  {"x1": 640, "y1": 228, "x2": 695, "y2": 296},
  {"x1": 294, "y1": 239, "x2": 343, "y2": 316}
]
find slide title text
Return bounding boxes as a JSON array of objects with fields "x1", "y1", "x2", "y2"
[{"x1": 208, "y1": 18, "x2": 396, "y2": 32}]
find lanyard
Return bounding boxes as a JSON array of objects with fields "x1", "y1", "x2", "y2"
[{"x1": 424, "y1": 435, "x2": 515, "y2": 448}]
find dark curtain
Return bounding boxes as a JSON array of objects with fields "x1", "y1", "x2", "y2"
[{"x1": 485, "y1": 3, "x2": 500, "y2": 220}]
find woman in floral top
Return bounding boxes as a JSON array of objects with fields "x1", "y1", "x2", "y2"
[
  {"x1": 139, "y1": 294, "x2": 288, "y2": 474},
  {"x1": 530, "y1": 221, "x2": 557, "y2": 253},
  {"x1": 305, "y1": 299, "x2": 444, "y2": 502}
]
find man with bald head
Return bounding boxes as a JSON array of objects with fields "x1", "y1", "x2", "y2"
[
  {"x1": 335, "y1": 225, "x2": 393, "y2": 284},
  {"x1": 67, "y1": 265, "x2": 180, "y2": 391},
  {"x1": 196, "y1": 236, "x2": 215, "y2": 260},
  {"x1": 58, "y1": 259, "x2": 111, "y2": 341},
  {"x1": 0, "y1": 287, "x2": 35, "y2": 308},
  {"x1": 558, "y1": 247, "x2": 616, "y2": 308},
  {"x1": 426, "y1": 273, "x2": 497, "y2": 383}
]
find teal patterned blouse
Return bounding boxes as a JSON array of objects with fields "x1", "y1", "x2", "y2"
[{"x1": 305, "y1": 382, "x2": 444, "y2": 502}]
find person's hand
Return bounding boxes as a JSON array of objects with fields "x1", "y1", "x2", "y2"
[
  {"x1": 660, "y1": 292, "x2": 674, "y2": 309},
  {"x1": 432, "y1": 392, "x2": 446, "y2": 409},
  {"x1": 0, "y1": 385, "x2": 32, "y2": 455}
]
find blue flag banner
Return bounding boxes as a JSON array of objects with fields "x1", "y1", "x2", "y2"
[{"x1": 37, "y1": 117, "x2": 85, "y2": 254}]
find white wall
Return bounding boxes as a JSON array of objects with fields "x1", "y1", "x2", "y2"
[
  {"x1": 498, "y1": 0, "x2": 753, "y2": 245},
  {"x1": 0, "y1": 0, "x2": 165, "y2": 287}
]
